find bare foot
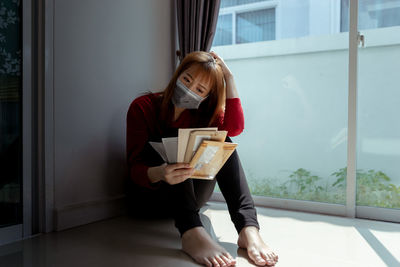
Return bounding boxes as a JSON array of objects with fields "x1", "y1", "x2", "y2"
[
  {"x1": 182, "y1": 226, "x2": 236, "y2": 267},
  {"x1": 237, "y1": 226, "x2": 279, "y2": 266}
]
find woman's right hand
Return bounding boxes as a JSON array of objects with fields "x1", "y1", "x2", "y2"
[{"x1": 148, "y1": 163, "x2": 195, "y2": 185}]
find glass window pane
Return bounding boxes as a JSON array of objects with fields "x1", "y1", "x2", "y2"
[
  {"x1": 213, "y1": 14, "x2": 233, "y2": 46},
  {"x1": 357, "y1": 4, "x2": 400, "y2": 209},
  {"x1": 236, "y1": 9, "x2": 275, "y2": 44},
  {"x1": 341, "y1": 0, "x2": 400, "y2": 32},
  {"x1": 221, "y1": 0, "x2": 271, "y2": 9},
  {"x1": 212, "y1": 0, "x2": 349, "y2": 205},
  {"x1": 0, "y1": 0, "x2": 22, "y2": 228}
]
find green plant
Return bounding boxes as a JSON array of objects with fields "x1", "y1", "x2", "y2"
[
  {"x1": 285, "y1": 168, "x2": 324, "y2": 195},
  {"x1": 331, "y1": 167, "x2": 400, "y2": 208},
  {"x1": 245, "y1": 166, "x2": 400, "y2": 208}
]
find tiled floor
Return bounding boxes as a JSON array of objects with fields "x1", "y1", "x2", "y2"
[{"x1": 1, "y1": 201, "x2": 400, "y2": 267}]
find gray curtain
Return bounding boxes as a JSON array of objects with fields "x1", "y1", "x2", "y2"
[{"x1": 176, "y1": 0, "x2": 221, "y2": 61}]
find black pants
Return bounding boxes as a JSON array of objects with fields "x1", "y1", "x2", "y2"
[{"x1": 126, "y1": 137, "x2": 259, "y2": 237}]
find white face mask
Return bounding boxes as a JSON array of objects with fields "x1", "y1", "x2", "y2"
[{"x1": 172, "y1": 79, "x2": 208, "y2": 109}]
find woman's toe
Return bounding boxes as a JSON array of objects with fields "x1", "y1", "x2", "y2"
[
  {"x1": 223, "y1": 252, "x2": 235, "y2": 261},
  {"x1": 247, "y1": 248, "x2": 263, "y2": 264},
  {"x1": 203, "y1": 257, "x2": 213, "y2": 267},
  {"x1": 215, "y1": 255, "x2": 226, "y2": 266},
  {"x1": 260, "y1": 251, "x2": 275, "y2": 265},
  {"x1": 272, "y1": 252, "x2": 279, "y2": 261},
  {"x1": 209, "y1": 257, "x2": 220, "y2": 267},
  {"x1": 252, "y1": 253, "x2": 267, "y2": 265},
  {"x1": 222, "y1": 252, "x2": 236, "y2": 266},
  {"x1": 220, "y1": 254, "x2": 231, "y2": 266}
]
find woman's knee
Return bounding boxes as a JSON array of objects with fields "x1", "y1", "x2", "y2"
[{"x1": 193, "y1": 179, "x2": 216, "y2": 209}]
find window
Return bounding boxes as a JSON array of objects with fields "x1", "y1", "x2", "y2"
[
  {"x1": 212, "y1": 0, "x2": 400, "y2": 220},
  {"x1": 341, "y1": 0, "x2": 400, "y2": 32},
  {"x1": 213, "y1": 14, "x2": 233, "y2": 46},
  {"x1": 236, "y1": 8, "x2": 275, "y2": 43},
  {"x1": 220, "y1": 0, "x2": 270, "y2": 8},
  {"x1": 213, "y1": 0, "x2": 277, "y2": 46}
]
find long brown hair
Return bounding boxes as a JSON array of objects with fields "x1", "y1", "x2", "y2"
[{"x1": 159, "y1": 51, "x2": 226, "y2": 127}]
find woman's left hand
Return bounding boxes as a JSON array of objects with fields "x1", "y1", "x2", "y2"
[
  {"x1": 210, "y1": 51, "x2": 233, "y2": 80},
  {"x1": 210, "y1": 51, "x2": 239, "y2": 98}
]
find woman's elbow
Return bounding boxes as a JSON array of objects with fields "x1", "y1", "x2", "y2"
[{"x1": 227, "y1": 127, "x2": 244, "y2": 137}]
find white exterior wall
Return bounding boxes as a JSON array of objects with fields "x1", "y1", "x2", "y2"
[{"x1": 278, "y1": 0, "x2": 310, "y2": 39}]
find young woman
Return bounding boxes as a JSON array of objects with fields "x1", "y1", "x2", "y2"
[{"x1": 126, "y1": 51, "x2": 279, "y2": 267}]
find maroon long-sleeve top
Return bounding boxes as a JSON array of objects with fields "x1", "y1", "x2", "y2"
[{"x1": 126, "y1": 93, "x2": 244, "y2": 190}]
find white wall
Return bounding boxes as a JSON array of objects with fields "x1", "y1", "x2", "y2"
[
  {"x1": 53, "y1": 0, "x2": 174, "y2": 230},
  {"x1": 279, "y1": 0, "x2": 310, "y2": 39}
]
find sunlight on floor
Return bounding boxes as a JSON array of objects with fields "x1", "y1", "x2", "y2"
[{"x1": 0, "y1": 201, "x2": 399, "y2": 267}]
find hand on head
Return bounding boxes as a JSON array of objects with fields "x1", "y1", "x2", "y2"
[{"x1": 209, "y1": 51, "x2": 233, "y2": 79}]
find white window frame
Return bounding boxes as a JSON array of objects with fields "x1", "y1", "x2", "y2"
[{"x1": 217, "y1": 0, "x2": 279, "y2": 46}]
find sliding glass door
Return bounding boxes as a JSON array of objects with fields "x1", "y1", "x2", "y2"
[
  {"x1": 212, "y1": 0, "x2": 349, "y2": 208},
  {"x1": 211, "y1": 0, "x2": 400, "y2": 222},
  {"x1": 356, "y1": 0, "x2": 400, "y2": 211}
]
